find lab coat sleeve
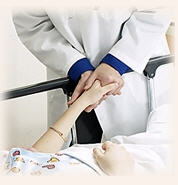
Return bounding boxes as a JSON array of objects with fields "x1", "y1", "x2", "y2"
[
  {"x1": 111, "y1": 104, "x2": 172, "y2": 174},
  {"x1": 101, "y1": 9, "x2": 171, "y2": 74},
  {"x1": 12, "y1": 10, "x2": 94, "y2": 78},
  {"x1": 100, "y1": 53, "x2": 132, "y2": 75}
]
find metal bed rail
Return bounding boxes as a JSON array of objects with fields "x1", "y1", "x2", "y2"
[
  {"x1": 0, "y1": 54, "x2": 174, "y2": 145},
  {"x1": 0, "y1": 55, "x2": 174, "y2": 101}
]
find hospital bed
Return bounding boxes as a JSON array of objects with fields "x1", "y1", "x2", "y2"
[{"x1": 1, "y1": 55, "x2": 174, "y2": 145}]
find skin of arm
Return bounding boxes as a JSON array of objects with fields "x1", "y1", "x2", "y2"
[
  {"x1": 68, "y1": 63, "x2": 124, "y2": 112},
  {"x1": 31, "y1": 80, "x2": 118, "y2": 153}
]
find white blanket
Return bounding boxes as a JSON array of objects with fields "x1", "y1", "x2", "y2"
[{"x1": 0, "y1": 104, "x2": 172, "y2": 175}]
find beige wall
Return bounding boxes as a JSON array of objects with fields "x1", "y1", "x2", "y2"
[
  {"x1": 0, "y1": 10, "x2": 70, "y2": 151},
  {"x1": 0, "y1": 6, "x2": 174, "y2": 150},
  {"x1": 0, "y1": 10, "x2": 47, "y2": 149}
]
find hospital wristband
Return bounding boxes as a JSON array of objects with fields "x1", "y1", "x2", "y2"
[{"x1": 49, "y1": 126, "x2": 67, "y2": 142}]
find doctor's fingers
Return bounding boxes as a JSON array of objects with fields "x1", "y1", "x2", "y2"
[
  {"x1": 101, "y1": 83, "x2": 118, "y2": 95},
  {"x1": 84, "y1": 73, "x2": 97, "y2": 90},
  {"x1": 112, "y1": 86, "x2": 122, "y2": 96},
  {"x1": 112, "y1": 81, "x2": 124, "y2": 95},
  {"x1": 68, "y1": 83, "x2": 84, "y2": 105},
  {"x1": 107, "y1": 80, "x2": 124, "y2": 95},
  {"x1": 68, "y1": 71, "x2": 93, "y2": 104},
  {"x1": 97, "y1": 94, "x2": 108, "y2": 105},
  {"x1": 68, "y1": 78, "x2": 87, "y2": 105}
]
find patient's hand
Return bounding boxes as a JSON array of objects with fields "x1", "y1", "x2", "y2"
[
  {"x1": 93, "y1": 141, "x2": 134, "y2": 175},
  {"x1": 82, "y1": 80, "x2": 118, "y2": 106}
]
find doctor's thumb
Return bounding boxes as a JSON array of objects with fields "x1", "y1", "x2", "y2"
[
  {"x1": 84, "y1": 74, "x2": 96, "y2": 90},
  {"x1": 102, "y1": 83, "x2": 118, "y2": 94}
]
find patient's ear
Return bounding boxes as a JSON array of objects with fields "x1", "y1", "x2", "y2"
[{"x1": 166, "y1": 22, "x2": 174, "y2": 54}]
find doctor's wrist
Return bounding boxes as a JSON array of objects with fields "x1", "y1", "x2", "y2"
[
  {"x1": 68, "y1": 58, "x2": 95, "y2": 82},
  {"x1": 101, "y1": 53, "x2": 132, "y2": 75}
]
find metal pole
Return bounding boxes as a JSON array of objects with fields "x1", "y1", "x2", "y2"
[
  {"x1": 147, "y1": 76, "x2": 157, "y2": 112},
  {"x1": 67, "y1": 95, "x2": 78, "y2": 145}
]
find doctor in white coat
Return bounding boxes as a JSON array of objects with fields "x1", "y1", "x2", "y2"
[{"x1": 12, "y1": 6, "x2": 171, "y2": 142}]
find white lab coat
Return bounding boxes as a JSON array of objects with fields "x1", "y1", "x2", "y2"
[
  {"x1": 12, "y1": 7, "x2": 170, "y2": 75},
  {"x1": 12, "y1": 7, "x2": 172, "y2": 170}
]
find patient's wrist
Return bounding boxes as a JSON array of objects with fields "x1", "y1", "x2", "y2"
[
  {"x1": 79, "y1": 93, "x2": 91, "y2": 108},
  {"x1": 69, "y1": 94, "x2": 89, "y2": 112}
]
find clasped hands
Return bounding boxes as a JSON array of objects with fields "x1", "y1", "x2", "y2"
[
  {"x1": 67, "y1": 64, "x2": 134, "y2": 175},
  {"x1": 68, "y1": 63, "x2": 124, "y2": 112}
]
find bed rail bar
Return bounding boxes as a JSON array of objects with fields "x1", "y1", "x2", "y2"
[{"x1": 0, "y1": 55, "x2": 174, "y2": 101}]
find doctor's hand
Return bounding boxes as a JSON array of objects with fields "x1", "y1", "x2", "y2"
[
  {"x1": 68, "y1": 70, "x2": 93, "y2": 105},
  {"x1": 84, "y1": 63, "x2": 124, "y2": 112},
  {"x1": 93, "y1": 141, "x2": 134, "y2": 175}
]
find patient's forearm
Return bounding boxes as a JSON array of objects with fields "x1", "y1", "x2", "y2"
[
  {"x1": 31, "y1": 80, "x2": 115, "y2": 153},
  {"x1": 32, "y1": 94, "x2": 88, "y2": 153}
]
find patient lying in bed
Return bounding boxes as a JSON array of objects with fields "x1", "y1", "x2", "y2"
[{"x1": 0, "y1": 81, "x2": 171, "y2": 175}]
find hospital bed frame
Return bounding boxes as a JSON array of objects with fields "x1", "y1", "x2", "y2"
[{"x1": 1, "y1": 55, "x2": 174, "y2": 145}]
